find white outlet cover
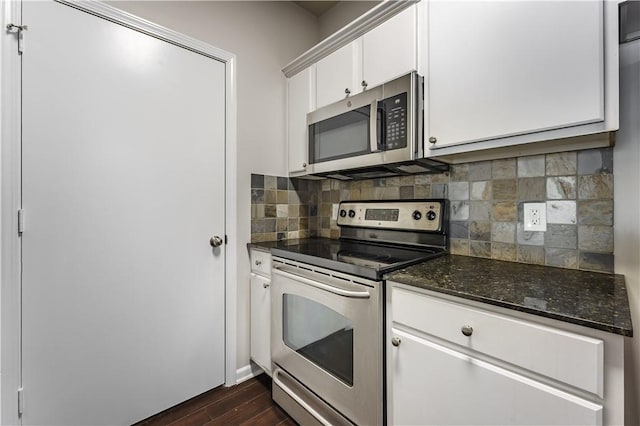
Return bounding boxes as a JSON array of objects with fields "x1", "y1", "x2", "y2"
[{"x1": 524, "y1": 202, "x2": 547, "y2": 232}]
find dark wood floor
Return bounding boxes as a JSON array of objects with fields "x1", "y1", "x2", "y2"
[{"x1": 134, "y1": 374, "x2": 296, "y2": 426}]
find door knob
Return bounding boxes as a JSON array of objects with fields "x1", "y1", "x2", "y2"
[
  {"x1": 391, "y1": 337, "x2": 401, "y2": 347},
  {"x1": 210, "y1": 236, "x2": 224, "y2": 247}
]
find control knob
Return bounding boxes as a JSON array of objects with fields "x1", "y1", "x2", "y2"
[
  {"x1": 412, "y1": 210, "x2": 422, "y2": 220},
  {"x1": 426, "y1": 210, "x2": 437, "y2": 221},
  {"x1": 348, "y1": 210, "x2": 356, "y2": 218},
  {"x1": 339, "y1": 209, "x2": 347, "y2": 218}
]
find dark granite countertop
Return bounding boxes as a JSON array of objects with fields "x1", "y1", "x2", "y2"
[
  {"x1": 248, "y1": 239, "x2": 312, "y2": 253},
  {"x1": 386, "y1": 254, "x2": 633, "y2": 337}
]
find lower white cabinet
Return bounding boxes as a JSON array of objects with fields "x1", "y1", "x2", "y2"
[
  {"x1": 387, "y1": 284, "x2": 624, "y2": 426},
  {"x1": 250, "y1": 249, "x2": 271, "y2": 375}
]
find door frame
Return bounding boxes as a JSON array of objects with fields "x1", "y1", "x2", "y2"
[{"x1": 0, "y1": 1, "x2": 238, "y2": 423}]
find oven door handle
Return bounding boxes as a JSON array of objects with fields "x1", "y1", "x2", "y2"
[
  {"x1": 273, "y1": 265, "x2": 371, "y2": 299},
  {"x1": 273, "y1": 368, "x2": 332, "y2": 426}
]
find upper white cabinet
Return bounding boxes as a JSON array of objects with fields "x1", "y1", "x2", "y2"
[
  {"x1": 423, "y1": 0, "x2": 618, "y2": 158},
  {"x1": 315, "y1": 5, "x2": 418, "y2": 109},
  {"x1": 287, "y1": 66, "x2": 314, "y2": 176},
  {"x1": 316, "y1": 42, "x2": 358, "y2": 109},
  {"x1": 362, "y1": 5, "x2": 417, "y2": 90}
]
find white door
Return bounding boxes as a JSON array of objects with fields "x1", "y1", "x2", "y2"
[{"x1": 21, "y1": 2, "x2": 226, "y2": 424}]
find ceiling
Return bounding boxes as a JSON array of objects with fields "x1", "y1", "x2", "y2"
[{"x1": 293, "y1": 1, "x2": 339, "y2": 17}]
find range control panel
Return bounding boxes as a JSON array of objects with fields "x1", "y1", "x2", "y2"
[{"x1": 336, "y1": 200, "x2": 445, "y2": 232}]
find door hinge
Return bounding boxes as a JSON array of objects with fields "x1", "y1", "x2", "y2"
[
  {"x1": 18, "y1": 209, "x2": 24, "y2": 234},
  {"x1": 17, "y1": 387, "x2": 24, "y2": 417},
  {"x1": 225, "y1": 235, "x2": 228, "y2": 244},
  {"x1": 6, "y1": 23, "x2": 27, "y2": 55}
]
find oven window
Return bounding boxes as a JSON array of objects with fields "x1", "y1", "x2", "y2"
[
  {"x1": 309, "y1": 105, "x2": 371, "y2": 164},
  {"x1": 282, "y1": 294, "x2": 353, "y2": 386}
]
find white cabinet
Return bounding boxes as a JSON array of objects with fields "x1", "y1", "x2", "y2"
[
  {"x1": 316, "y1": 42, "x2": 358, "y2": 109},
  {"x1": 362, "y1": 5, "x2": 417, "y2": 90},
  {"x1": 287, "y1": 67, "x2": 314, "y2": 176},
  {"x1": 315, "y1": 5, "x2": 417, "y2": 109},
  {"x1": 250, "y1": 249, "x2": 271, "y2": 375},
  {"x1": 387, "y1": 284, "x2": 625, "y2": 426},
  {"x1": 424, "y1": 0, "x2": 618, "y2": 158}
]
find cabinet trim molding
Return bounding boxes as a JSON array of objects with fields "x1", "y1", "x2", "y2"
[{"x1": 282, "y1": 0, "x2": 415, "y2": 77}]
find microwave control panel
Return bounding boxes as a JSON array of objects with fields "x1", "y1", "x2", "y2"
[{"x1": 380, "y1": 92, "x2": 408, "y2": 150}]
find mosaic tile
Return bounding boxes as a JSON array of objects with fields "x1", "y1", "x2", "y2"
[
  {"x1": 546, "y1": 176, "x2": 576, "y2": 199},
  {"x1": 546, "y1": 200, "x2": 576, "y2": 224},
  {"x1": 251, "y1": 219, "x2": 265, "y2": 234},
  {"x1": 578, "y1": 225, "x2": 613, "y2": 252},
  {"x1": 578, "y1": 200, "x2": 613, "y2": 225},
  {"x1": 264, "y1": 190, "x2": 277, "y2": 204},
  {"x1": 469, "y1": 201, "x2": 491, "y2": 221},
  {"x1": 451, "y1": 239, "x2": 470, "y2": 255},
  {"x1": 517, "y1": 155, "x2": 545, "y2": 177},
  {"x1": 468, "y1": 161, "x2": 492, "y2": 181},
  {"x1": 516, "y1": 223, "x2": 544, "y2": 246},
  {"x1": 277, "y1": 218, "x2": 287, "y2": 232},
  {"x1": 265, "y1": 219, "x2": 276, "y2": 233},
  {"x1": 544, "y1": 224, "x2": 577, "y2": 249},
  {"x1": 470, "y1": 241, "x2": 492, "y2": 258},
  {"x1": 450, "y1": 221, "x2": 470, "y2": 239},
  {"x1": 492, "y1": 158, "x2": 516, "y2": 179},
  {"x1": 251, "y1": 174, "x2": 264, "y2": 189},
  {"x1": 492, "y1": 222, "x2": 516, "y2": 244},
  {"x1": 288, "y1": 205, "x2": 299, "y2": 217},
  {"x1": 492, "y1": 179, "x2": 517, "y2": 200},
  {"x1": 399, "y1": 176, "x2": 416, "y2": 186},
  {"x1": 265, "y1": 204, "x2": 277, "y2": 218},
  {"x1": 251, "y1": 189, "x2": 264, "y2": 203},
  {"x1": 400, "y1": 186, "x2": 414, "y2": 199},
  {"x1": 470, "y1": 181, "x2": 491, "y2": 200},
  {"x1": 546, "y1": 152, "x2": 577, "y2": 176},
  {"x1": 470, "y1": 221, "x2": 491, "y2": 241},
  {"x1": 579, "y1": 252, "x2": 614, "y2": 273},
  {"x1": 578, "y1": 148, "x2": 613, "y2": 175},
  {"x1": 517, "y1": 178, "x2": 545, "y2": 201},
  {"x1": 414, "y1": 174, "x2": 433, "y2": 185},
  {"x1": 331, "y1": 190, "x2": 340, "y2": 203},
  {"x1": 264, "y1": 175, "x2": 277, "y2": 190},
  {"x1": 492, "y1": 201, "x2": 517, "y2": 221},
  {"x1": 277, "y1": 190, "x2": 288, "y2": 204},
  {"x1": 431, "y1": 173, "x2": 450, "y2": 184},
  {"x1": 277, "y1": 177, "x2": 290, "y2": 190},
  {"x1": 578, "y1": 174, "x2": 613, "y2": 200},
  {"x1": 450, "y1": 201, "x2": 470, "y2": 220},
  {"x1": 414, "y1": 184, "x2": 431, "y2": 198},
  {"x1": 450, "y1": 164, "x2": 469, "y2": 181},
  {"x1": 276, "y1": 204, "x2": 288, "y2": 218},
  {"x1": 431, "y1": 184, "x2": 448, "y2": 198},
  {"x1": 517, "y1": 246, "x2": 545, "y2": 265},
  {"x1": 545, "y1": 248, "x2": 579, "y2": 269},
  {"x1": 492, "y1": 242, "x2": 517, "y2": 261},
  {"x1": 449, "y1": 182, "x2": 469, "y2": 200},
  {"x1": 373, "y1": 186, "x2": 400, "y2": 199}
]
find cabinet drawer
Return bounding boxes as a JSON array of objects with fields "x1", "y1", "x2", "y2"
[
  {"x1": 392, "y1": 286, "x2": 604, "y2": 396},
  {"x1": 250, "y1": 249, "x2": 271, "y2": 276}
]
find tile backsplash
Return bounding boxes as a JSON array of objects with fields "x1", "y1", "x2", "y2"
[{"x1": 251, "y1": 148, "x2": 614, "y2": 273}]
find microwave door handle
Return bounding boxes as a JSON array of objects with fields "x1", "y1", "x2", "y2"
[{"x1": 369, "y1": 100, "x2": 380, "y2": 153}]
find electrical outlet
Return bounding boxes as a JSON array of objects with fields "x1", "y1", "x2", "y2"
[{"x1": 524, "y1": 203, "x2": 547, "y2": 232}]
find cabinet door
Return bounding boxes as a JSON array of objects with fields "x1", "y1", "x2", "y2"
[
  {"x1": 427, "y1": 1, "x2": 604, "y2": 148},
  {"x1": 287, "y1": 67, "x2": 314, "y2": 175},
  {"x1": 362, "y1": 5, "x2": 417, "y2": 89},
  {"x1": 250, "y1": 273, "x2": 271, "y2": 375},
  {"x1": 389, "y1": 329, "x2": 602, "y2": 426},
  {"x1": 316, "y1": 41, "x2": 359, "y2": 109}
]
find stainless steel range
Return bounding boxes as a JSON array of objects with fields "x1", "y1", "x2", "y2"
[{"x1": 270, "y1": 199, "x2": 449, "y2": 425}]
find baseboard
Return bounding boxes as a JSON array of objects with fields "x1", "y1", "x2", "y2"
[{"x1": 234, "y1": 362, "x2": 265, "y2": 385}]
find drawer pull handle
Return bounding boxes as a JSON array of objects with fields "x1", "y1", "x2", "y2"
[
  {"x1": 391, "y1": 337, "x2": 401, "y2": 347},
  {"x1": 255, "y1": 260, "x2": 262, "y2": 266},
  {"x1": 263, "y1": 282, "x2": 270, "y2": 289},
  {"x1": 461, "y1": 325, "x2": 473, "y2": 337}
]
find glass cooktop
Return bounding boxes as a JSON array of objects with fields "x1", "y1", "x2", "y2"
[{"x1": 270, "y1": 238, "x2": 444, "y2": 281}]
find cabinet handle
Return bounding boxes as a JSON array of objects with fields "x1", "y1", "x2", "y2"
[
  {"x1": 361, "y1": 80, "x2": 368, "y2": 89},
  {"x1": 391, "y1": 337, "x2": 401, "y2": 347},
  {"x1": 345, "y1": 88, "x2": 351, "y2": 96},
  {"x1": 302, "y1": 162, "x2": 307, "y2": 168},
  {"x1": 263, "y1": 282, "x2": 270, "y2": 289},
  {"x1": 461, "y1": 325, "x2": 473, "y2": 337},
  {"x1": 254, "y1": 260, "x2": 262, "y2": 266},
  {"x1": 428, "y1": 136, "x2": 437, "y2": 144}
]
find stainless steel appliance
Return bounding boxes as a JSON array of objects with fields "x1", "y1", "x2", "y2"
[
  {"x1": 270, "y1": 199, "x2": 449, "y2": 425},
  {"x1": 306, "y1": 72, "x2": 448, "y2": 180}
]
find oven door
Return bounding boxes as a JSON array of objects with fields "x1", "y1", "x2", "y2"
[{"x1": 271, "y1": 258, "x2": 383, "y2": 426}]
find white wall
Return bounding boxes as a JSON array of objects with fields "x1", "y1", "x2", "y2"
[
  {"x1": 318, "y1": 0, "x2": 380, "y2": 39},
  {"x1": 615, "y1": 41, "x2": 640, "y2": 426},
  {"x1": 107, "y1": 1, "x2": 320, "y2": 377}
]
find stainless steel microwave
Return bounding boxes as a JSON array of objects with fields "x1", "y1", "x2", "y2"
[{"x1": 306, "y1": 72, "x2": 448, "y2": 180}]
